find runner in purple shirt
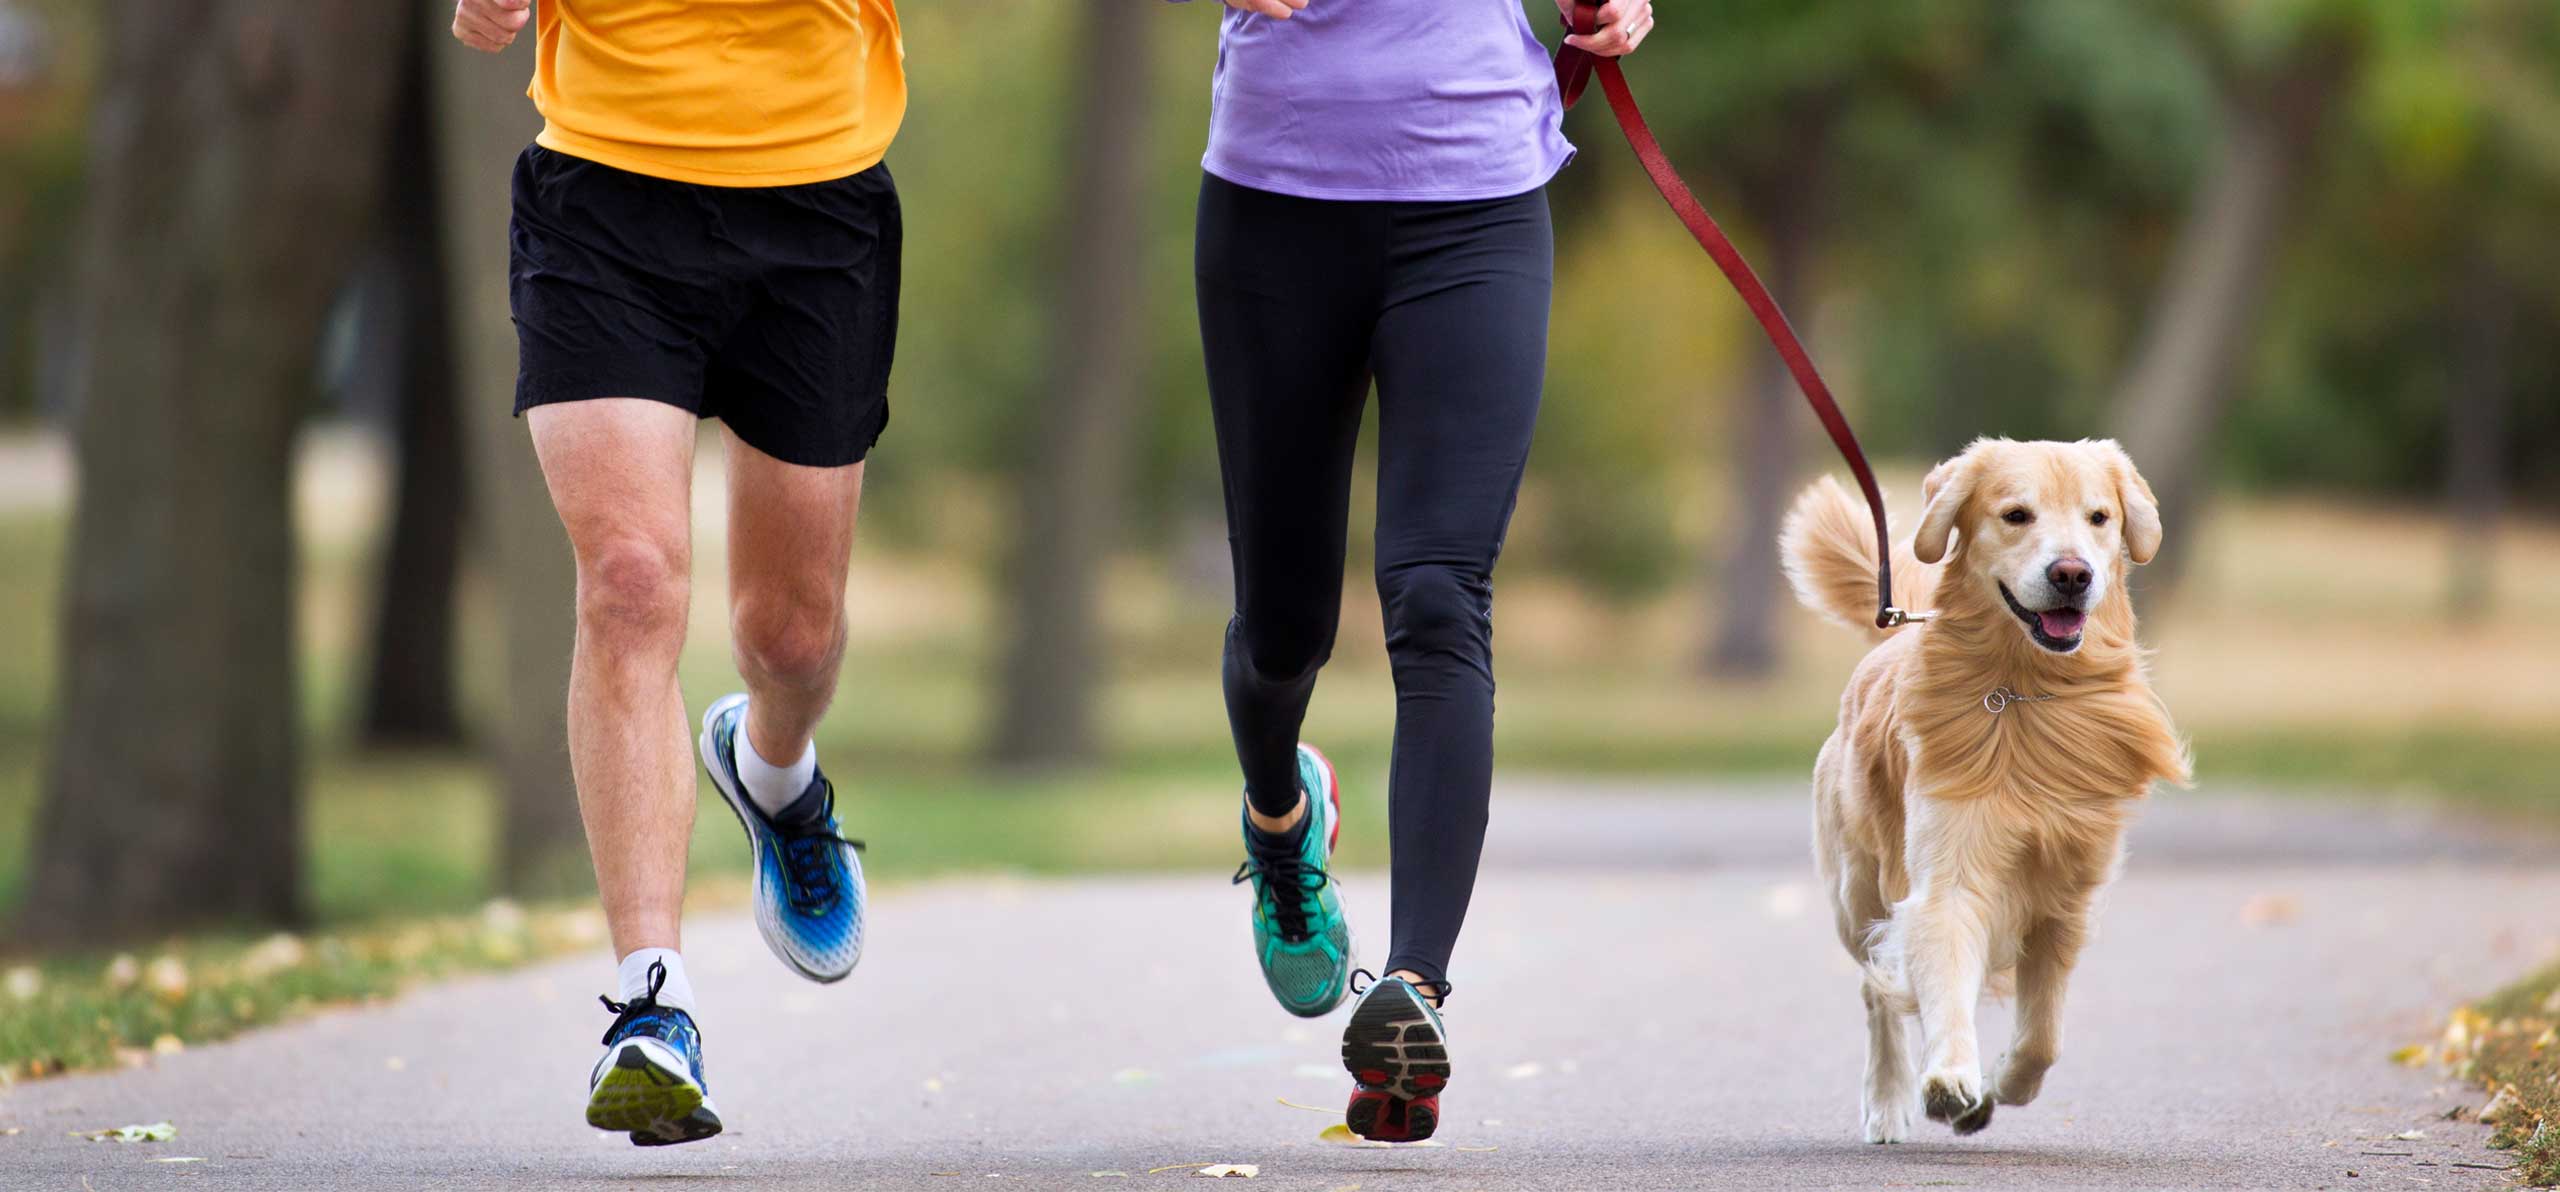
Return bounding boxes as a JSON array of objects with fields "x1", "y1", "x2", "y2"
[{"x1": 1173, "y1": 0, "x2": 1654, "y2": 1144}]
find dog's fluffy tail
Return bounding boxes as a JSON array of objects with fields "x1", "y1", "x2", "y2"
[{"x1": 1780, "y1": 476, "x2": 1932, "y2": 635}]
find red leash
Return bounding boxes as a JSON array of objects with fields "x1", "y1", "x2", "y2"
[{"x1": 1555, "y1": 5, "x2": 1926, "y2": 629}]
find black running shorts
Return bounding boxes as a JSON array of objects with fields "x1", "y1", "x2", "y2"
[{"x1": 508, "y1": 144, "x2": 900, "y2": 467}]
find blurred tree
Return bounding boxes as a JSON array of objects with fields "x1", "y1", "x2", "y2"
[
  {"x1": 2112, "y1": 1, "x2": 2364, "y2": 602},
  {"x1": 988, "y1": 0, "x2": 1154, "y2": 766},
  {"x1": 423, "y1": 0, "x2": 586, "y2": 893},
  {"x1": 357, "y1": 9, "x2": 466, "y2": 748},
  {"x1": 20, "y1": 0, "x2": 403, "y2": 943},
  {"x1": 1588, "y1": 0, "x2": 1982, "y2": 675}
]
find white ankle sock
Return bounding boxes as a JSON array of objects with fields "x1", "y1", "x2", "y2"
[
  {"x1": 617, "y1": 947, "x2": 697, "y2": 1015},
  {"x1": 737, "y1": 718, "x2": 818, "y2": 819}
]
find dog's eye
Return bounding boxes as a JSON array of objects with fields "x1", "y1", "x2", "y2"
[
  {"x1": 2090, "y1": 510, "x2": 2110, "y2": 527},
  {"x1": 2002, "y1": 508, "x2": 2032, "y2": 526}
]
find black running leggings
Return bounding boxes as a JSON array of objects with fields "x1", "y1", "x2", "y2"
[{"x1": 1195, "y1": 173, "x2": 1552, "y2": 988}]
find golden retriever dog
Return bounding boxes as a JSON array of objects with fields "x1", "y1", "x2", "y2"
[{"x1": 1779, "y1": 438, "x2": 2191, "y2": 1143}]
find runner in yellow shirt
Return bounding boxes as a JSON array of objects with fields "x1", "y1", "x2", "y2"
[{"x1": 452, "y1": 0, "x2": 904, "y2": 1147}]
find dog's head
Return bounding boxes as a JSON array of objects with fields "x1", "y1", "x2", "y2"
[{"x1": 1911, "y1": 438, "x2": 2161, "y2": 655}]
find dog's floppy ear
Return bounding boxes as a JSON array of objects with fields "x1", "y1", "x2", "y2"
[
  {"x1": 1913, "y1": 445, "x2": 1986, "y2": 564},
  {"x1": 2090, "y1": 439, "x2": 2162, "y2": 565}
]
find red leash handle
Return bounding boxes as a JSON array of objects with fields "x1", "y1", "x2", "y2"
[{"x1": 1555, "y1": 5, "x2": 1921, "y2": 630}]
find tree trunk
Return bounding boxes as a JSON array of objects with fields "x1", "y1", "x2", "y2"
[
  {"x1": 2110, "y1": 41, "x2": 2353, "y2": 603},
  {"x1": 423, "y1": 2, "x2": 587, "y2": 893},
  {"x1": 987, "y1": 3, "x2": 1154, "y2": 768},
  {"x1": 358, "y1": 14, "x2": 467, "y2": 748},
  {"x1": 1705, "y1": 131, "x2": 1828, "y2": 680},
  {"x1": 2444, "y1": 255, "x2": 2512, "y2": 619},
  {"x1": 18, "y1": 0, "x2": 403, "y2": 945}
]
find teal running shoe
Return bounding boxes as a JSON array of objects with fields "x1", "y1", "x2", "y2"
[
  {"x1": 699, "y1": 693, "x2": 866, "y2": 983},
  {"x1": 586, "y1": 960, "x2": 723, "y2": 1146},
  {"x1": 1231, "y1": 743, "x2": 1354, "y2": 1017}
]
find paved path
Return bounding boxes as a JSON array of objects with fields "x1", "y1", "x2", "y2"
[{"x1": 4, "y1": 786, "x2": 2552, "y2": 1190}]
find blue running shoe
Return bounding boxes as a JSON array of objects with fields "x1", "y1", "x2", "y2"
[
  {"x1": 587, "y1": 960, "x2": 723, "y2": 1146},
  {"x1": 699, "y1": 693, "x2": 867, "y2": 983},
  {"x1": 1232, "y1": 743, "x2": 1354, "y2": 1017}
]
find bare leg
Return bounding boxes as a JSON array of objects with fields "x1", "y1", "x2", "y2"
[
  {"x1": 723, "y1": 429, "x2": 864, "y2": 768},
  {"x1": 529, "y1": 400, "x2": 699, "y2": 957},
  {"x1": 1995, "y1": 909, "x2": 2088, "y2": 1107}
]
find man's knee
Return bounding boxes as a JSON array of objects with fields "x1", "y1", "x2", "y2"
[
  {"x1": 732, "y1": 588, "x2": 845, "y2": 688},
  {"x1": 1377, "y1": 562, "x2": 1491, "y2": 665},
  {"x1": 576, "y1": 537, "x2": 689, "y2": 646}
]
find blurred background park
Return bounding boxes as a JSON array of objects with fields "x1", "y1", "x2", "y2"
[{"x1": 0, "y1": 0, "x2": 2555, "y2": 973}]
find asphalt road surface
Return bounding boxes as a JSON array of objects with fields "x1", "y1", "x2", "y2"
[{"x1": 4, "y1": 784, "x2": 2550, "y2": 1191}]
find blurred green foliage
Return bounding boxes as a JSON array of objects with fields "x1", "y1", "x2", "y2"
[{"x1": 5, "y1": 0, "x2": 2556, "y2": 595}]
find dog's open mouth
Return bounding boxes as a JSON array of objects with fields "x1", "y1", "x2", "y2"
[{"x1": 1999, "y1": 584, "x2": 2086, "y2": 653}]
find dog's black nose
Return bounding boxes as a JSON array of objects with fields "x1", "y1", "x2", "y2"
[{"x1": 2048, "y1": 557, "x2": 2092, "y2": 596}]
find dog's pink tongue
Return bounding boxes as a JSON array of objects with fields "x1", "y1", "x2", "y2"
[{"x1": 2038, "y1": 608, "x2": 2087, "y2": 639}]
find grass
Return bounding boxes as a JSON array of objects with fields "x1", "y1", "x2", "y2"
[
  {"x1": 0, "y1": 899, "x2": 617, "y2": 1084},
  {"x1": 2438, "y1": 963, "x2": 2560, "y2": 1186}
]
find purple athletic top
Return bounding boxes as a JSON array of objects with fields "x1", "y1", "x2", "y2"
[{"x1": 1177, "y1": 0, "x2": 1575, "y2": 202}]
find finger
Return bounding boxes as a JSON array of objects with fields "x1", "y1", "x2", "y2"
[
  {"x1": 453, "y1": 8, "x2": 514, "y2": 47},
  {"x1": 466, "y1": 0, "x2": 531, "y2": 29},
  {"x1": 1250, "y1": 0, "x2": 1299, "y2": 16}
]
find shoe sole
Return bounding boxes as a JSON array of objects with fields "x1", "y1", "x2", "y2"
[
  {"x1": 1341, "y1": 982, "x2": 1449, "y2": 1141},
  {"x1": 587, "y1": 1040, "x2": 723, "y2": 1146},
  {"x1": 699, "y1": 694, "x2": 862, "y2": 984}
]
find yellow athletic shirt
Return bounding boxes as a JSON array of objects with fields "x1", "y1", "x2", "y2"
[{"x1": 528, "y1": 0, "x2": 906, "y2": 188}]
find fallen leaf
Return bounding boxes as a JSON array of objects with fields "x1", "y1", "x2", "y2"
[
  {"x1": 2390, "y1": 1129, "x2": 2424, "y2": 1141},
  {"x1": 1274, "y1": 1097, "x2": 1340, "y2": 1115},
  {"x1": 1088, "y1": 1173, "x2": 1129, "y2": 1179},
  {"x1": 3, "y1": 1127, "x2": 21, "y2": 1136},
  {"x1": 1194, "y1": 1165, "x2": 1258, "y2": 1179},
  {"x1": 238, "y1": 934, "x2": 307, "y2": 980},
  {"x1": 1112, "y1": 1069, "x2": 1155, "y2": 1086},
  {"x1": 149, "y1": 1157, "x2": 205, "y2": 1164},
  {"x1": 2479, "y1": 1086, "x2": 2522, "y2": 1127},
  {"x1": 78, "y1": 1122, "x2": 175, "y2": 1143},
  {"x1": 2238, "y1": 894, "x2": 2299, "y2": 926},
  {"x1": 144, "y1": 955, "x2": 190, "y2": 1003},
  {"x1": 2388, "y1": 1045, "x2": 2429, "y2": 1068},
  {"x1": 1318, "y1": 1124, "x2": 1445, "y2": 1149},
  {"x1": 1146, "y1": 1164, "x2": 1217, "y2": 1175},
  {"x1": 152, "y1": 1035, "x2": 184, "y2": 1057},
  {"x1": 1455, "y1": 1145, "x2": 1499, "y2": 1152}
]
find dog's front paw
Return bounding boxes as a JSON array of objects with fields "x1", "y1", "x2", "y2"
[
  {"x1": 1862, "y1": 1099, "x2": 1913, "y2": 1144},
  {"x1": 1992, "y1": 1055, "x2": 2049, "y2": 1108},
  {"x1": 1921, "y1": 1066, "x2": 1991, "y2": 1135}
]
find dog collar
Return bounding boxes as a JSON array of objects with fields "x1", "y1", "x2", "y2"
[{"x1": 1982, "y1": 686, "x2": 2060, "y2": 716}]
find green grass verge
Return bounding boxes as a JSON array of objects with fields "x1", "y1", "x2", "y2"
[
  {"x1": 2436, "y1": 964, "x2": 2560, "y2": 1186},
  {"x1": 0, "y1": 899, "x2": 614, "y2": 1084}
]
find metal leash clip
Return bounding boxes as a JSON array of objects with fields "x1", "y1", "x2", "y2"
[{"x1": 1878, "y1": 607, "x2": 1938, "y2": 628}]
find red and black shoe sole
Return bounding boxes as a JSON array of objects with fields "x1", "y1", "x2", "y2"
[{"x1": 1340, "y1": 982, "x2": 1449, "y2": 1142}]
